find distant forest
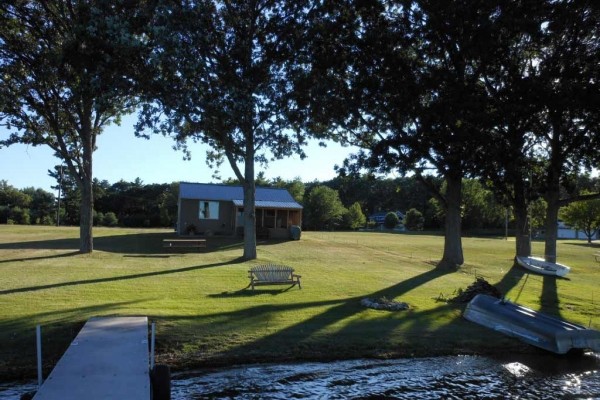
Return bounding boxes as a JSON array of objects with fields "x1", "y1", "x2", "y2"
[{"x1": 1, "y1": 171, "x2": 599, "y2": 233}]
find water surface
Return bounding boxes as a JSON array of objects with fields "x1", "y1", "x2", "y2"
[
  {"x1": 171, "y1": 354, "x2": 600, "y2": 399},
  {"x1": 2, "y1": 354, "x2": 599, "y2": 399}
]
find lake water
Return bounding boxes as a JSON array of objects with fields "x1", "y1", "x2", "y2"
[{"x1": 2, "y1": 354, "x2": 600, "y2": 399}]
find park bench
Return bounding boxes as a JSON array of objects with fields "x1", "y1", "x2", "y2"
[
  {"x1": 248, "y1": 264, "x2": 301, "y2": 290},
  {"x1": 162, "y1": 238, "x2": 206, "y2": 251}
]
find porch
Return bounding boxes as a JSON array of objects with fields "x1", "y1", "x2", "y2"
[{"x1": 234, "y1": 207, "x2": 302, "y2": 239}]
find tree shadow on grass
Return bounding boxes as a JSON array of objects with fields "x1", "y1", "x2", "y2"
[
  {"x1": 493, "y1": 262, "x2": 563, "y2": 317},
  {"x1": 208, "y1": 285, "x2": 301, "y2": 297},
  {"x1": 494, "y1": 264, "x2": 526, "y2": 301},
  {"x1": 266, "y1": 264, "x2": 566, "y2": 361},
  {"x1": 198, "y1": 265, "x2": 564, "y2": 365},
  {"x1": 149, "y1": 263, "x2": 595, "y2": 374},
  {"x1": 563, "y1": 241, "x2": 600, "y2": 249},
  {"x1": 160, "y1": 267, "x2": 456, "y2": 364},
  {"x1": 0, "y1": 231, "x2": 294, "y2": 261},
  {"x1": 0, "y1": 299, "x2": 151, "y2": 333},
  {"x1": 0, "y1": 258, "x2": 244, "y2": 296},
  {"x1": 540, "y1": 275, "x2": 560, "y2": 317},
  {"x1": 0, "y1": 250, "x2": 81, "y2": 265},
  {"x1": 493, "y1": 259, "x2": 564, "y2": 318},
  {"x1": 0, "y1": 232, "x2": 169, "y2": 256}
]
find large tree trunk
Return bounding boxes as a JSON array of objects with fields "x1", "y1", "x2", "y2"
[
  {"x1": 79, "y1": 119, "x2": 94, "y2": 253},
  {"x1": 514, "y1": 204, "x2": 531, "y2": 258},
  {"x1": 242, "y1": 136, "x2": 257, "y2": 260},
  {"x1": 242, "y1": 181, "x2": 257, "y2": 260},
  {"x1": 544, "y1": 187, "x2": 560, "y2": 263},
  {"x1": 440, "y1": 174, "x2": 464, "y2": 269},
  {"x1": 80, "y1": 177, "x2": 94, "y2": 253},
  {"x1": 513, "y1": 178, "x2": 531, "y2": 258},
  {"x1": 544, "y1": 123, "x2": 563, "y2": 264}
]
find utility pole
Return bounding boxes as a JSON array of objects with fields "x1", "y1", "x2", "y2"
[
  {"x1": 56, "y1": 165, "x2": 63, "y2": 227},
  {"x1": 505, "y1": 207, "x2": 509, "y2": 240}
]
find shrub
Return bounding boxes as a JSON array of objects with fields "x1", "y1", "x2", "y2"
[
  {"x1": 0, "y1": 206, "x2": 8, "y2": 224},
  {"x1": 344, "y1": 202, "x2": 367, "y2": 230},
  {"x1": 9, "y1": 207, "x2": 30, "y2": 225},
  {"x1": 404, "y1": 208, "x2": 425, "y2": 231},
  {"x1": 41, "y1": 215, "x2": 55, "y2": 226},
  {"x1": 94, "y1": 211, "x2": 105, "y2": 226},
  {"x1": 304, "y1": 185, "x2": 346, "y2": 230},
  {"x1": 103, "y1": 212, "x2": 119, "y2": 227},
  {"x1": 384, "y1": 212, "x2": 400, "y2": 229}
]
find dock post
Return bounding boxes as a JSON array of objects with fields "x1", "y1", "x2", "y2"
[
  {"x1": 36, "y1": 325, "x2": 43, "y2": 388},
  {"x1": 151, "y1": 322, "x2": 156, "y2": 370}
]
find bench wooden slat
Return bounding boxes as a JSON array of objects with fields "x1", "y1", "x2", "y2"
[
  {"x1": 163, "y1": 239, "x2": 206, "y2": 249},
  {"x1": 248, "y1": 264, "x2": 301, "y2": 290}
]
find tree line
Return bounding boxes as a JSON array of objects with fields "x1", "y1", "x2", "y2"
[
  {"x1": 2, "y1": 173, "x2": 599, "y2": 241},
  {"x1": 1, "y1": 1, "x2": 598, "y2": 266}
]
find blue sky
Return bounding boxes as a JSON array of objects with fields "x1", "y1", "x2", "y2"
[{"x1": 0, "y1": 115, "x2": 352, "y2": 193}]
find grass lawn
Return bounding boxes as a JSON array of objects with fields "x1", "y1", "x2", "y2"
[{"x1": 1, "y1": 225, "x2": 599, "y2": 381}]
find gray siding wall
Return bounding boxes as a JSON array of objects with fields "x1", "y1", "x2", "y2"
[{"x1": 178, "y1": 199, "x2": 234, "y2": 235}]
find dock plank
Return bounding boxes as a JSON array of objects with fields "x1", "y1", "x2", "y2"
[{"x1": 34, "y1": 316, "x2": 150, "y2": 400}]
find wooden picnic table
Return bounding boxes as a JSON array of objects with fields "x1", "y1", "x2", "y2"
[{"x1": 162, "y1": 238, "x2": 206, "y2": 250}]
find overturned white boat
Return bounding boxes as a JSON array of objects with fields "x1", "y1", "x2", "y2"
[
  {"x1": 516, "y1": 256, "x2": 571, "y2": 277},
  {"x1": 464, "y1": 294, "x2": 600, "y2": 354}
]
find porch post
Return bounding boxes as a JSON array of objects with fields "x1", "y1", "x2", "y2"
[{"x1": 234, "y1": 206, "x2": 239, "y2": 231}]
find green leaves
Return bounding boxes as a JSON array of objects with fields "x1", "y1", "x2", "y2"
[
  {"x1": 304, "y1": 185, "x2": 347, "y2": 230},
  {"x1": 0, "y1": 0, "x2": 150, "y2": 157},
  {"x1": 0, "y1": 0, "x2": 156, "y2": 251},
  {"x1": 560, "y1": 196, "x2": 600, "y2": 243},
  {"x1": 138, "y1": 0, "x2": 315, "y2": 171}
]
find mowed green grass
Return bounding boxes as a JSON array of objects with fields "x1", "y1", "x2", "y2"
[{"x1": 1, "y1": 225, "x2": 599, "y2": 380}]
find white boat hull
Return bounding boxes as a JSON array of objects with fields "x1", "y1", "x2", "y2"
[
  {"x1": 516, "y1": 256, "x2": 571, "y2": 277},
  {"x1": 464, "y1": 294, "x2": 600, "y2": 354}
]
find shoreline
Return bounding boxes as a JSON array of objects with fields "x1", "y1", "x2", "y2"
[{"x1": 0, "y1": 343, "x2": 540, "y2": 385}]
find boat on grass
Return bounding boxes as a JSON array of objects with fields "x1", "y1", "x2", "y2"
[
  {"x1": 516, "y1": 256, "x2": 571, "y2": 277},
  {"x1": 463, "y1": 294, "x2": 600, "y2": 354}
]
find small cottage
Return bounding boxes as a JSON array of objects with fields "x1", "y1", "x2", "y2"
[
  {"x1": 368, "y1": 211, "x2": 405, "y2": 226},
  {"x1": 557, "y1": 220, "x2": 600, "y2": 240},
  {"x1": 177, "y1": 182, "x2": 303, "y2": 239}
]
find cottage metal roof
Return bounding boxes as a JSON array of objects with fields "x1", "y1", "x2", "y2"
[
  {"x1": 180, "y1": 182, "x2": 302, "y2": 209},
  {"x1": 232, "y1": 200, "x2": 302, "y2": 209}
]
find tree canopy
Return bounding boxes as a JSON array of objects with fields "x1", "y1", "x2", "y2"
[
  {"x1": 303, "y1": 185, "x2": 346, "y2": 231},
  {"x1": 301, "y1": 0, "x2": 514, "y2": 268},
  {"x1": 560, "y1": 196, "x2": 600, "y2": 244},
  {"x1": 137, "y1": 0, "x2": 317, "y2": 259},
  {"x1": 302, "y1": 0, "x2": 599, "y2": 266},
  {"x1": 475, "y1": 0, "x2": 600, "y2": 261},
  {"x1": 0, "y1": 0, "x2": 152, "y2": 252},
  {"x1": 1, "y1": 0, "x2": 597, "y2": 266},
  {"x1": 531, "y1": 1, "x2": 600, "y2": 262}
]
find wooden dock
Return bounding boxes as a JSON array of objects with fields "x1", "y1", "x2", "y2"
[{"x1": 33, "y1": 316, "x2": 150, "y2": 400}]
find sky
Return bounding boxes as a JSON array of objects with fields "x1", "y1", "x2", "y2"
[{"x1": 0, "y1": 115, "x2": 354, "y2": 193}]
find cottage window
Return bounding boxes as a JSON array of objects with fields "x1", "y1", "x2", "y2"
[
  {"x1": 264, "y1": 209, "x2": 276, "y2": 228},
  {"x1": 199, "y1": 201, "x2": 219, "y2": 220}
]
